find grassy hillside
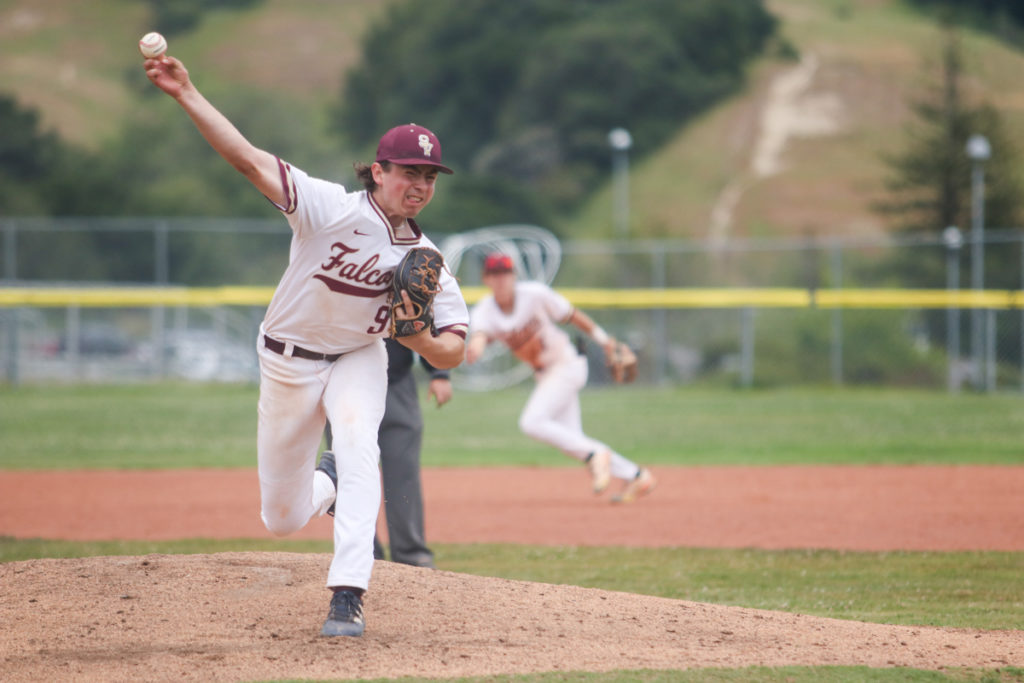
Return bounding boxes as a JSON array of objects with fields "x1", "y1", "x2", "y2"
[
  {"x1": 2, "y1": 0, "x2": 1023, "y2": 240},
  {"x1": 563, "y1": 0, "x2": 1024, "y2": 241},
  {"x1": 0, "y1": 0, "x2": 392, "y2": 148}
]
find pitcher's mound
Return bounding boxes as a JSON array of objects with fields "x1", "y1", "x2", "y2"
[{"x1": 3, "y1": 552, "x2": 1020, "y2": 681}]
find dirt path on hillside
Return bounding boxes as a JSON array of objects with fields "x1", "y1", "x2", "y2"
[{"x1": 2, "y1": 465, "x2": 1023, "y2": 681}]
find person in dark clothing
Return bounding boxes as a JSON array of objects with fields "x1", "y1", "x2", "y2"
[{"x1": 374, "y1": 337, "x2": 451, "y2": 568}]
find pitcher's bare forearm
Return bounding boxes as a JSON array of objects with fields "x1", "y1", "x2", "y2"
[
  {"x1": 569, "y1": 309, "x2": 616, "y2": 354},
  {"x1": 145, "y1": 56, "x2": 282, "y2": 204},
  {"x1": 174, "y1": 86, "x2": 281, "y2": 201},
  {"x1": 396, "y1": 330, "x2": 465, "y2": 370},
  {"x1": 465, "y1": 332, "x2": 489, "y2": 364}
]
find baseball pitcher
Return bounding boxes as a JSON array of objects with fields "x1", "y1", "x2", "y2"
[{"x1": 143, "y1": 52, "x2": 468, "y2": 638}]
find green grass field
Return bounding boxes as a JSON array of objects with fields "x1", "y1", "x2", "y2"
[
  {"x1": 1, "y1": 382, "x2": 1021, "y2": 469},
  {"x1": 2, "y1": 382, "x2": 1022, "y2": 682}
]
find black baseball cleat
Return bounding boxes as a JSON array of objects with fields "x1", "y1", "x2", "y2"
[
  {"x1": 316, "y1": 450, "x2": 338, "y2": 517},
  {"x1": 321, "y1": 588, "x2": 365, "y2": 637}
]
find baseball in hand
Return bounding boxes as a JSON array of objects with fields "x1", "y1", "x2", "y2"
[{"x1": 138, "y1": 32, "x2": 167, "y2": 59}]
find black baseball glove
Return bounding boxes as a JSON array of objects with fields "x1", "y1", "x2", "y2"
[{"x1": 389, "y1": 247, "x2": 444, "y2": 337}]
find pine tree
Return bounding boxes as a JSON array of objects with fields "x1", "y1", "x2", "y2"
[{"x1": 876, "y1": 26, "x2": 1022, "y2": 290}]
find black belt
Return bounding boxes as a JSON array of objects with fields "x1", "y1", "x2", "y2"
[{"x1": 263, "y1": 335, "x2": 343, "y2": 362}]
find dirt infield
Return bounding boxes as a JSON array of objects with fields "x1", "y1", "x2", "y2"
[{"x1": 2, "y1": 465, "x2": 1024, "y2": 681}]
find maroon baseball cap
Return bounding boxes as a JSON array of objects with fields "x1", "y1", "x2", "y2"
[
  {"x1": 376, "y1": 123, "x2": 453, "y2": 174},
  {"x1": 483, "y1": 252, "x2": 514, "y2": 274}
]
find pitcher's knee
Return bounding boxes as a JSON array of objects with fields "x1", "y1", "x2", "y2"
[
  {"x1": 261, "y1": 510, "x2": 305, "y2": 536},
  {"x1": 518, "y1": 415, "x2": 541, "y2": 440},
  {"x1": 516, "y1": 411, "x2": 540, "y2": 432}
]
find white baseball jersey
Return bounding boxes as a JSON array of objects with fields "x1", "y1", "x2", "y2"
[
  {"x1": 470, "y1": 280, "x2": 576, "y2": 370},
  {"x1": 255, "y1": 159, "x2": 467, "y2": 592},
  {"x1": 263, "y1": 159, "x2": 468, "y2": 352}
]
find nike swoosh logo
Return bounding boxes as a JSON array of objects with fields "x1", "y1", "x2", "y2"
[{"x1": 354, "y1": 230, "x2": 370, "y2": 236}]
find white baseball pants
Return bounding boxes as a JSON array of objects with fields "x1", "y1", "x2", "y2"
[
  {"x1": 256, "y1": 336, "x2": 387, "y2": 591},
  {"x1": 519, "y1": 353, "x2": 640, "y2": 480}
]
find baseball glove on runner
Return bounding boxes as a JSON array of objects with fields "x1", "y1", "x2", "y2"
[
  {"x1": 389, "y1": 247, "x2": 444, "y2": 337},
  {"x1": 606, "y1": 341, "x2": 638, "y2": 383}
]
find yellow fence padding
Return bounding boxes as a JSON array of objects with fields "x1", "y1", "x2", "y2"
[{"x1": 0, "y1": 286, "x2": 1020, "y2": 309}]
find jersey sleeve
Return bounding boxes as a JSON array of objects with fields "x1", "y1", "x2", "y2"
[
  {"x1": 431, "y1": 258, "x2": 469, "y2": 339},
  {"x1": 266, "y1": 158, "x2": 348, "y2": 238},
  {"x1": 532, "y1": 281, "x2": 574, "y2": 323}
]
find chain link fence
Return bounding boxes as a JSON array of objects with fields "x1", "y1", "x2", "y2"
[{"x1": 1, "y1": 218, "x2": 1022, "y2": 393}]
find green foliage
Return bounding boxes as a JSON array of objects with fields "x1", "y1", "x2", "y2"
[
  {"x1": 0, "y1": 94, "x2": 148, "y2": 219},
  {"x1": 842, "y1": 311, "x2": 945, "y2": 384},
  {"x1": 422, "y1": 173, "x2": 553, "y2": 235},
  {"x1": 0, "y1": 87, "x2": 338, "y2": 282},
  {"x1": 873, "y1": 25, "x2": 1024, "y2": 365},
  {"x1": 749, "y1": 309, "x2": 945, "y2": 388},
  {"x1": 108, "y1": 90, "x2": 344, "y2": 219},
  {"x1": 876, "y1": 27, "x2": 1024, "y2": 289},
  {"x1": 145, "y1": 0, "x2": 265, "y2": 37},
  {"x1": 0, "y1": 95, "x2": 57, "y2": 183},
  {"x1": 745, "y1": 310, "x2": 832, "y2": 385},
  {"x1": 334, "y1": 0, "x2": 777, "y2": 228},
  {"x1": 907, "y1": 0, "x2": 1024, "y2": 48},
  {"x1": 0, "y1": 94, "x2": 87, "y2": 215}
]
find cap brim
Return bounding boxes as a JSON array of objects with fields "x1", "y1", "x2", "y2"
[{"x1": 382, "y1": 158, "x2": 454, "y2": 174}]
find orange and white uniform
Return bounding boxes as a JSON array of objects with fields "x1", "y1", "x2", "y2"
[{"x1": 469, "y1": 280, "x2": 642, "y2": 481}]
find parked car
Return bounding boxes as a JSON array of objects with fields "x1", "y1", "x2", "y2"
[
  {"x1": 57, "y1": 324, "x2": 137, "y2": 357},
  {"x1": 161, "y1": 330, "x2": 257, "y2": 382}
]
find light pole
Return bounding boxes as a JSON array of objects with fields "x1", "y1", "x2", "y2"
[
  {"x1": 608, "y1": 127, "x2": 632, "y2": 239},
  {"x1": 943, "y1": 225, "x2": 962, "y2": 393},
  {"x1": 966, "y1": 133, "x2": 990, "y2": 391}
]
